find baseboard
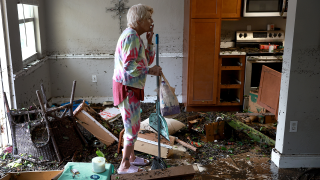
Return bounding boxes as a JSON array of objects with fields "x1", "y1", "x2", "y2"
[
  {"x1": 50, "y1": 95, "x2": 182, "y2": 105},
  {"x1": 271, "y1": 148, "x2": 320, "y2": 168}
]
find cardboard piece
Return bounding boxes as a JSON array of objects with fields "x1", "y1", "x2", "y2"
[
  {"x1": 0, "y1": 170, "x2": 63, "y2": 180},
  {"x1": 201, "y1": 121, "x2": 225, "y2": 142},
  {"x1": 140, "y1": 118, "x2": 186, "y2": 135},
  {"x1": 248, "y1": 90, "x2": 266, "y2": 113},
  {"x1": 99, "y1": 107, "x2": 121, "y2": 122},
  {"x1": 74, "y1": 101, "x2": 118, "y2": 146},
  {"x1": 119, "y1": 131, "x2": 175, "y2": 158}
]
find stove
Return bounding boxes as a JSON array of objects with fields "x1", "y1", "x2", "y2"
[{"x1": 235, "y1": 31, "x2": 285, "y2": 110}]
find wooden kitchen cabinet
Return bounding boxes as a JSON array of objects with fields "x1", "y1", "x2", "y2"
[
  {"x1": 221, "y1": 0, "x2": 242, "y2": 19},
  {"x1": 191, "y1": 0, "x2": 222, "y2": 19},
  {"x1": 218, "y1": 55, "x2": 246, "y2": 106},
  {"x1": 183, "y1": 0, "x2": 244, "y2": 111},
  {"x1": 188, "y1": 19, "x2": 221, "y2": 105}
]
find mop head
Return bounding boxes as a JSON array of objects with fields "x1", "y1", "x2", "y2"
[{"x1": 151, "y1": 156, "x2": 167, "y2": 170}]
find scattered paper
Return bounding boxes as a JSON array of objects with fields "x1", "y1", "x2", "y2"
[{"x1": 99, "y1": 107, "x2": 121, "y2": 122}]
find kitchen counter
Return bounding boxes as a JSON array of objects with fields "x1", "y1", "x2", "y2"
[{"x1": 220, "y1": 47, "x2": 284, "y2": 56}]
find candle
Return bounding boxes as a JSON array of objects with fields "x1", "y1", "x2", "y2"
[{"x1": 92, "y1": 157, "x2": 106, "y2": 173}]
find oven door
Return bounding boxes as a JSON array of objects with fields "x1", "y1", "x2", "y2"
[
  {"x1": 243, "y1": 56, "x2": 283, "y2": 110},
  {"x1": 243, "y1": 0, "x2": 287, "y2": 17}
]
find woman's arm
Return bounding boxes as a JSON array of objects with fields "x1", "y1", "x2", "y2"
[
  {"x1": 146, "y1": 25, "x2": 155, "y2": 66},
  {"x1": 122, "y1": 34, "x2": 149, "y2": 77},
  {"x1": 145, "y1": 44, "x2": 155, "y2": 66}
]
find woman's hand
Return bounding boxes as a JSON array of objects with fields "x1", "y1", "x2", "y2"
[
  {"x1": 148, "y1": 65, "x2": 162, "y2": 76},
  {"x1": 146, "y1": 24, "x2": 154, "y2": 44}
]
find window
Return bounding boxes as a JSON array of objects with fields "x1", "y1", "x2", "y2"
[{"x1": 17, "y1": 3, "x2": 38, "y2": 63}]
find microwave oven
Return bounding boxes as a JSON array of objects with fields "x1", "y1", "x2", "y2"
[{"x1": 243, "y1": 0, "x2": 288, "y2": 17}]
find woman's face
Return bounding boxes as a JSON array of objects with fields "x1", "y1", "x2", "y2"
[{"x1": 139, "y1": 13, "x2": 154, "y2": 33}]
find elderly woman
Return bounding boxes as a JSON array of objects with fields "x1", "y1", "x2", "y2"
[{"x1": 112, "y1": 4, "x2": 162, "y2": 174}]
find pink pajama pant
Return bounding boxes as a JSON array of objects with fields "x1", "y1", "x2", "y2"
[{"x1": 118, "y1": 90, "x2": 141, "y2": 146}]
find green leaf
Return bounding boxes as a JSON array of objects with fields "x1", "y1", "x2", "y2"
[
  {"x1": 2, "y1": 153, "x2": 8, "y2": 160},
  {"x1": 63, "y1": 136, "x2": 69, "y2": 140},
  {"x1": 39, "y1": 156, "x2": 43, "y2": 160},
  {"x1": 96, "y1": 149, "x2": 105, "y2": 158},
  {"x1": 246, "y1": 157, "x2": 250, "y2": 160},
  {"x1": 28, "y1": 155, "x2": 32, "y2": 157},
  {"x1": 221, "y1": 147, "x2": 227, "y2": 150},
  {"x1": 114, "y1": 153, "x2": 118, "y2": 158},
  {"x1": 209, "y1": 157, "x2": 213, "y2": 160}
]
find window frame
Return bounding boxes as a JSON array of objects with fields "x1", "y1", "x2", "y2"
[{"x1": 17, "y1": 4, "x2": 40, "y2": 66}]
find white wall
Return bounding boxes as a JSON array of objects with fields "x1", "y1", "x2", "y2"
[
  {"x1": 15, "y1": 61, "x2": 51, "y2": 108},
  {"x1": 272, "y1": 0, "x2": 320, "y2": 168},
  {"x1": 8, "y1": 0, "x2": 50, "y2": 109},
  {"x1": 45, "y1": 0, "x2": 184, "y2": 100},
  {"x1": 48, "y1": 57, "x2": 182, "y2": 99}
]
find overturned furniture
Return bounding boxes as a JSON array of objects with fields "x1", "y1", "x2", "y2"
[
  {"x1": 3, "y1": 81, "x2": 86, "y2": 162},
  {"x1": 73, "y1": 100, "x2": 118, "y2": 146}
]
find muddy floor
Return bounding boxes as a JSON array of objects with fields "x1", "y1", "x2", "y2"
[{"x1": 0, "y1": 103, "x2": 319, "y2": 179}]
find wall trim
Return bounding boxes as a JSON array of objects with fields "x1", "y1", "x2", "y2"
[
  {"x1": 13, "y1": 56, "x2": 48, "y2": 80},
  {"x1": 47, "y1": 53, "x2": 183, "y2": 59},
  {"x1": 271, "y1": 148, "x2": 320, "y2": 168},
  {"x1": 50, "y1": 95, "x2": 183, "y2": 105}
]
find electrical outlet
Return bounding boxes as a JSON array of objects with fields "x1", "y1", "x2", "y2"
[
  {"x1": 289, "y1": 121, "x2": 298, "y2": 132},
  {"x1": 92, "y1": 75, "x2": 97, "y2": 82}
]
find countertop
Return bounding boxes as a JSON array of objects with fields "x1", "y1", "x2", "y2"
[{"x1": 220, "y1": 47, "x2": 284, "y2": 56}]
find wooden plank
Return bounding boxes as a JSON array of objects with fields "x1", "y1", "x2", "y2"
[
  {"x1": 134, "y1": 133, "x2": 175, "y2": 158},
  {"x1": 235, "y1": 113, "x2": 275, "y2": 116},
  {"x1": 227, "y1": 119, "x2": 275, "y2": 146},
  {"x1": 111, "y1": 165, "x2": 195, "y2": 180},
  {"x1": 1, "y1": 170, "x2": 63, "y2": 180}
]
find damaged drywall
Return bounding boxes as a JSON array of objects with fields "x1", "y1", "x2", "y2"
[
  {"x1": 44, "y1": 0, "x2": 184, "y2": 100},
  {"x1": 45, "y1": 0, "x2": 184, "y2": 55},
  {"x1": 48, "y1": 56, "x2": 182, "y2": 101},
  {"x1": 14, "y1": 61, "x2": 51, "y2": 108}
]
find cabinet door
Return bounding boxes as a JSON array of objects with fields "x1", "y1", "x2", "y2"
[
  {"x1": 188, "y1": 19, "x2": 220, "y2": 105},
  {"x1": 191, "y1": 0, "x2": 221, "y2": 19},
  {"x1": 222, "y1": 0, "x2": 241, "y2": 19}
]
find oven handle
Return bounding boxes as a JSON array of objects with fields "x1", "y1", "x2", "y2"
[
  {"x1": 281, "y1": 0, "x2": 287, "y2": 16},
  {"x1": 247, "y1": 57, "x2": 283, "y2": 62}
]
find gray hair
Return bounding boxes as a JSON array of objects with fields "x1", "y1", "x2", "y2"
[{"x1": 127, "y1": 4, "x2": 153, "y2": 28}]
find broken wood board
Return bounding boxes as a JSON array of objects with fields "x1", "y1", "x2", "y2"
[
  {"x1": 0, "y1": 170, "x2": 63, "y2": 180},
  {"x1": 235, "y1": 113, "x2": 274, "y2": 116},
  {"x1": 119, "y1": 131, "x2": 175, "y2": 158},
  {"x1": 135, "y1": 132, "x2": 175, "y2": 158},
  {"x1": 257, "y1": 65, "x2": 281, "y2": 119},
  {"x1": 111, "y1": 165, "x2": 195, "y2": 180},
  {"x1": 201, "y1": 121, "x2": 225, "y2": 142},
  {"x1": 74, "y1": 101, "x2": 118, "y2": 145},
  {"x1": 227, "y1": 119, "x2": 275, "y2": 146}
]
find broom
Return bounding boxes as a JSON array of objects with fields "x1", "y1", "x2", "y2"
[{"x1": 150, "y1": 34, "x2": 167, "y2": 170}]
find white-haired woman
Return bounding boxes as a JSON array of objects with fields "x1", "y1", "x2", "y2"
[{"x1": 112, "y1": 4, "x2": 162, "y2": 174}]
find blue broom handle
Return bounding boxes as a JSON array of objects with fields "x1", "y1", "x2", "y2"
[{"x1": 156, "y1": 34, "x2": 161, "y2": 159}]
